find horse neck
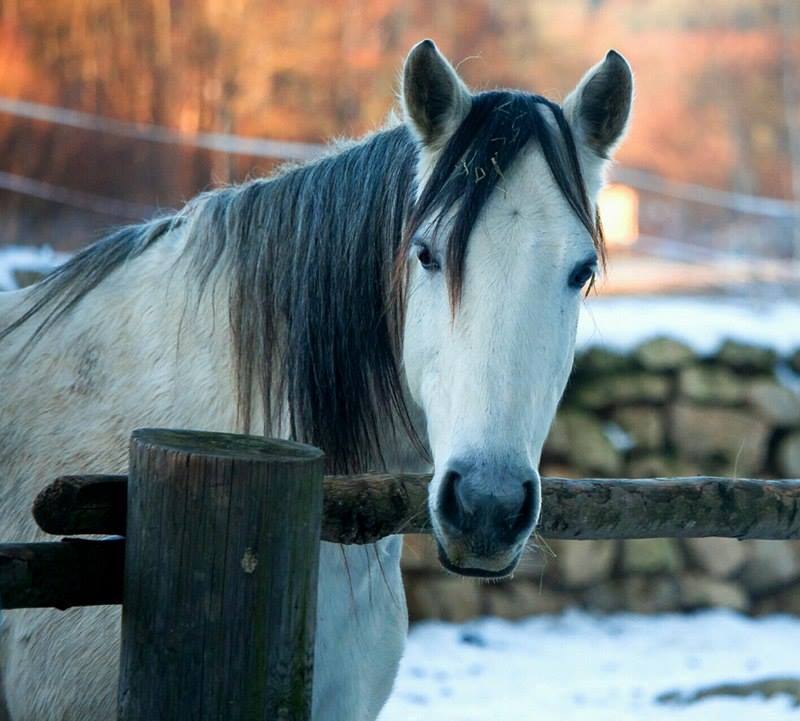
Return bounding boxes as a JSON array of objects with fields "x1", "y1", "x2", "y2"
[
  {"x1": 124, "y1": 230, "x2": 243, "y2": 431},
  {"x1": 2, "y1": 225, "x2": 242, "y2": 436}
]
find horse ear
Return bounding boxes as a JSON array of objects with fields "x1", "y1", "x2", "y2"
[
  {"x1": 563, "y1": 50, "x2": 633, "y2": 159},
  {"x1": 402, "y1": 39, "x2": 471, "y2": 148}
]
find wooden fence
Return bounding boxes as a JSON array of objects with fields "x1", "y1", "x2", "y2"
[{"x1": 2, "y1": 427, "x2": 800, "y2": 720}]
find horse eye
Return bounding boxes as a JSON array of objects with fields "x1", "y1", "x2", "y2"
[
  {"x1": 415, "y1": 243, "x2": 440, "y2": 272},
  {"x1": 568, "y1": 261, "x2": 596, "y2": 290}
]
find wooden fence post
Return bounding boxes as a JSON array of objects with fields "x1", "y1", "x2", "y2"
[{"x1": 117, "y1": 429, "x2": 324, "y2": 721}]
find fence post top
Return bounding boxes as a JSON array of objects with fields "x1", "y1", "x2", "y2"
[{"x1": 130, "y1": 428, "x2": 325, "y2": 464}]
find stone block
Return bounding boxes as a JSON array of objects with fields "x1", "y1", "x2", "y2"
[
  {"x1": 402, "y1": 534, "x2": 441, "y2": 572},
  {"x1": 626, "y1": 454, "x2": 696, "y2": 478},
  {"x1": 544, "y1": 412, "x2": 572, "y2": 457},
  {"x1": 548, "y1": 539, "x2": 618, "y2": 589},
  {"x1": 544, "y1": 409, "x2": 622, "y2": 475},
  {"x1": 612, "y1": 406, "x2": 665, "y2": 450},
  {"x1": 679, "y1": 365, "x2": 746, "y2": 404},
  {"x1": 634, "y1": 337, "x2": 695, "y2": 371},
  {"x1": 678, "y1": 574, "x2": 748, "y2": 611},
  {"x1": 511, "y1": 545, "x2": 550, "y2": 580},
  {"x1": 752, "y1": 583, "x2": 800, "y2": 615},
  {"x1": 777, "y1": 431, "x2": 800, "y2": 478},
  {"x1": 740, "y1": 540, "x2": 800, "y2": 594},
  {"x1": 621, "y1": 539, "x2": 683, "y2": 575},
  {"x1": 684, "y1": 537, "x2": 747, "y2": 579},
  {"x1": 715, "y1": 340, "x2": 778, "y2": 373},
  {"x1": 574, "y1": 373, "x2": 671, "y2": 410},
  {"x1": 482, "y1": 582, "x2": 571, "y2": 619},
  {"x1": 591, "y1": 576, "x2": 681, "y2": 614},
  {"x1": 404, "y1": 575, "x2": 481, "y2": 622},
  {"x1": 573, "y1": 347, "x2": 631, "y2": 375},
  {"x1": 625, "y1": 576, "x2": 682, "y2": 613},
  {"x1": 581, "y1": 579, "x2": 625, "y2": 612},
  {"x1": 747, "y1": 379, "x2": 800, "y2": 426},
  {"x1": 670, "y1": 403, "x2": 770, "y2": 475},
  {"x1": 539, "y1": 462, "x2": 577, "y2": 479}
]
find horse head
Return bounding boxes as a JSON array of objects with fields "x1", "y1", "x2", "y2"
[{"x1": 399, "y1": 40, "x2": 633, "y2": 578}]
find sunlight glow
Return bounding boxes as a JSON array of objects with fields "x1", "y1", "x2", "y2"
[{"x1": 599, "y1": 184, "x2": 639, "y2": 247}]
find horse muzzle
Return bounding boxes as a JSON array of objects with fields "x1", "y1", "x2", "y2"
[{"x1": 431, "y1": 455, "x2": 540, "y2": 579}]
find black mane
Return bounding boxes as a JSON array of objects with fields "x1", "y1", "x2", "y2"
[{"x1": 0, "y1": 91, "x2": 601, "y2": 473}]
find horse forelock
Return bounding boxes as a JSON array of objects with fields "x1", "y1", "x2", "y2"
[{"x1": 396, "y1": 89, "x2": 605, "y2": 310}]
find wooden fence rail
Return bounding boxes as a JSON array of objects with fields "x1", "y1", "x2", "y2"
[
  {"x1": 33, "y1": 472, "x2": 800, "y2": 543},
  {"x1": 1, "y1": 469, "x2": 797, "y2": 612},
  {"x1": 0, "y1": 538, "x2": 123, "y2": 609}
]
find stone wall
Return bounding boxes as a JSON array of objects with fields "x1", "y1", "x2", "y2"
[{"x1": 402, "y1": 337, "x2": 800, "y2": 621}]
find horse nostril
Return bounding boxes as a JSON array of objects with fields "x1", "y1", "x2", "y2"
[
  {"x1": 437, "y1": 462, "x2": 538, "y2": 542},
  {"x1": 438, "y1": 469, "x2": 464, "y2": 530},
  {"x1": 510, "y1": 480, "x2": 537, "y2": 538}
]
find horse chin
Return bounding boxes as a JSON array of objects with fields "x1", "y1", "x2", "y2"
[{"x1": 435, "y1": 541, "x2": 521, "y2": 580}]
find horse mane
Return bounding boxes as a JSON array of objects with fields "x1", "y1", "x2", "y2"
[{"x1": 0, "y1": 91, "x2": 602, "y2": 473}]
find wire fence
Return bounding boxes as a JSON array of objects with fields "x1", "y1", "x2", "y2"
[
  {"x1": 1, "y1": 94, "x2": 799, "y2": 292},
  {"x1": 0, "y1": 96, "x2": 323, "y2": 162}
]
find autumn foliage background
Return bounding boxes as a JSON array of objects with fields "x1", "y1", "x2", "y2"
[{"x1": 0, "y1": 0, "x2": 797, "y2": 254}]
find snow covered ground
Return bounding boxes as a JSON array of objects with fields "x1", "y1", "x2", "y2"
[{"x1": 381, "y1": 609, "x2": 800, "y2": 721}]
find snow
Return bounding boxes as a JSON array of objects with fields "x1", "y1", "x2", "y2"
[
  {"x1": 0, "y1": 245, "x2": 70, "y2": 291},
  {"x1": 578, "y1": 295, "x2": 800, "y2": 355},
  {"x1": 381, "y1": 609, "x2": 800, "y2": 721}
]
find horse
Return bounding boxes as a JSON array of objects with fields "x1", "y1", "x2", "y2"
[{"x1": 0, "y1": 39, "x2": 632, "y2": 720}]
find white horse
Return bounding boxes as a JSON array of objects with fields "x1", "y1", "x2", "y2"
[{"x1": 0, "y1": 40, "x2": 632, "y2": 720}]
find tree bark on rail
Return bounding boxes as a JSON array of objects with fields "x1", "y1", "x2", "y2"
[{"x1": 34, "y1": 473, "x2": 800, "y2": 542}]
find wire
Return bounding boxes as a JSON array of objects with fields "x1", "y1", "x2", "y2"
[
  {"x1": 0, "y1": 96, "x2": 324, "y2": 162},
  {"x1": 0, "y1": 170, "x2": 156, "y2": 219},
  {"x1": 612, "y1": 167, "x2": 799, "y2": 218}
]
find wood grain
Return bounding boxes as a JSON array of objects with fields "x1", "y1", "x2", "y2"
[{"x1": 117, "y1": 429, "x2": 324, "y2": 721}]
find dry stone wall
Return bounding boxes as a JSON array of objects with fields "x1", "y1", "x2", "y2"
[{"x1": 402, "y1": 337, "x2": 800, "y2": 621}]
